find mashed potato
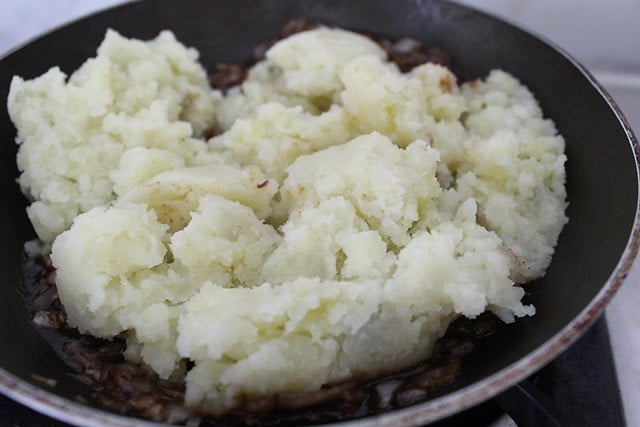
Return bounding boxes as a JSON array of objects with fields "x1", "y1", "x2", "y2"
[
  {"x1": 9, "y1": 27, "x2": 567, "y2": 414},
  {"x1": 8, "y1": 30, "x2": 216, "y2": 242}
]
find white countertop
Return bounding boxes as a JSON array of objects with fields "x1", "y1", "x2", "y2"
[{"x1": 2, "y1": 1, "x2": 639, "y2": 426}]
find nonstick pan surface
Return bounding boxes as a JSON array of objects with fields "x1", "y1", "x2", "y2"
[{"x1": 0, "y1": 0, "x2": 638, "y2": 426}]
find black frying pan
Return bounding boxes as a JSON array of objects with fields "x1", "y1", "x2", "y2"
[{"x1": 0, "y1": 0, "x2": 638, "y2": 426}]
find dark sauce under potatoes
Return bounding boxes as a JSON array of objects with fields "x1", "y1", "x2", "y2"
[
  {"x1": 206, "y1": 18, "x2": 452, "y2": 93},
  {"x1": 23, "y1": 251, "x2": 499, "y2": 426},
  {"x1": 20, "y1": 21, "x2": 505, "y2": 426}
]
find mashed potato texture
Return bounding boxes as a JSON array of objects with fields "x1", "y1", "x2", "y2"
[
  {"x1": 9, "y1": 27, "x2": 567, "y2": 414},
  {"x1": 8, "y1": 30, "x2": 216, "y2": 242}
]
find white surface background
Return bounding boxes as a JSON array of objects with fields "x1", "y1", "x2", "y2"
[{"x1": 1, "y1": 1, "x2": 639, "y2": 425}]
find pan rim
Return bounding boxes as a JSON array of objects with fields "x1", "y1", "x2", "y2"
[{"x1": 0, "y1": 0, "x2": 638, "y2": 425}]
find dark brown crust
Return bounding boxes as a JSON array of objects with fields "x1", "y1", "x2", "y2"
[
  {"x1": 376, "y1": 38, "x2": 452, "y2": 72},
  {"x1": 208, "y1": 64, "x2": 248, "y2": 91}
]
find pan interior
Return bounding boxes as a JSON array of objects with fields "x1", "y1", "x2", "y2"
[{"x1": 0, "y1": 0, "x2": 636, "y2": 422}]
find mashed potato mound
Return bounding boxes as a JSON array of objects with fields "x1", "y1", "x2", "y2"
[
  {"x1": 10, "y1": 27, "x2": 567, "y2": 415},
  {"x1": 8, "y1": 30, "x2": 217, "y2": 242}
]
